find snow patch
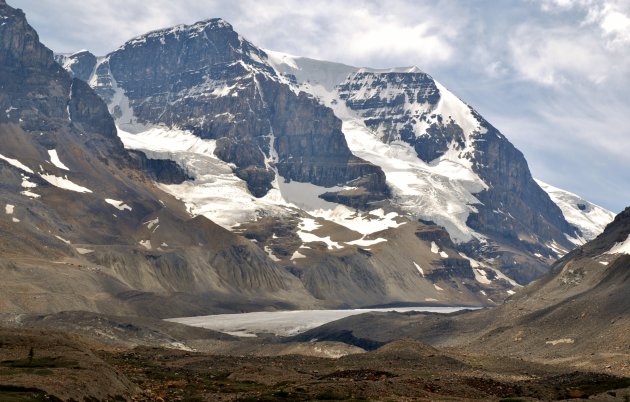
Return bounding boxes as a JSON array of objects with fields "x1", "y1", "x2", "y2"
[
  {"x1": 144, "y1": 217, "x2": 160, "y2": 232},
  {"x1": 21, "y1": 190, "x2": 40, "y2": 199},
  {"x1": 55, "y1": 235, "x2": 71, "y2": 244},
  {"x1": 430, "y1": 242, "x2": 448, "y2": 258},
  {"x1": 297, "y1": 231, "x2": 341, "y2": 250},
  {"x1": 413, "y1": 262, "x2": 425, "y2": 277},
  {"x1": 47, "y1": 149, "x2": 70, "y2": 171},
  {"x1": 606, "y1": 234, "x2": 630, "y2": 255},
  {"x1": 473, "y1": 268, "x2": 492, "y2": 285},
  {"x1": 40, "y1": 174, "x2": 92, "y2": 193},
  {"x1": 346, "y1": 237, "x2": 387, "y2": 247},
  {"x1": 546, "y1": 338, "x2": 575, "y2": 345},
  {"x1": 139, "y1": 240, "x2": 151, "y2": 250},
  {"x1": 290, "y1": 250, "x2": 307, "y2": 260},
  {"x1": 0, "y1": 153, "x2": 34, "y2": 174},
  {"x1": 5, "y1": 204, "x2": 14, "y2": 215},
  {"x1": 264, "y1": 246, "x2": 281, "y2": 262},
  {"x1": 105, "y1": 199, "x2": 132, "y2": 211}
]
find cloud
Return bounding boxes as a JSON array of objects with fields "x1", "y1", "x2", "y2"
[
  {"x1": 538, "y1": 0, "x2": 630, "y2": 46},
  {"x1": 225, "y1": 0, "x2": 461, "y2": 69},
  {"x1": 507, "y1": 26, "x2": 611, "y2": 86}
]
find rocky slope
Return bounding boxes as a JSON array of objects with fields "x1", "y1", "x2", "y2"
[
  {"x1": 0, "y1": 1, "x2": 318, "y2": 318},
  {"x1": 295, "y1": 206, "x2": 630, "y2": 372}
]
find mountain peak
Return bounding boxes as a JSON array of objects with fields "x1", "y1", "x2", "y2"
[
  {"x1": 356, "y1": 65, "x2": 425, "y2": 74},
  {"x1": 0, "y1": 1, "x2": 53, "y2": 69},
  {"x1": 122, "y1": 17, "x2": 235, "y2": 48}
]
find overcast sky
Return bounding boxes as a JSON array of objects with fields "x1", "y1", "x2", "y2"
[{"x1": 12, "y1": 0, "x2": 630, "y2": 212}]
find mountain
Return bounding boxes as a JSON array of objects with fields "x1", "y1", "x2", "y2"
[
  {"x1": 0, "y1": 1, "x2": 317, "y2": 318},
  {"x1": 60, "y1": 30, "x2": 613, "y2": 291}
]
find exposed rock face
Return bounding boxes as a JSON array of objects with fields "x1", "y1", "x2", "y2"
[{"x1": 82, "y1": 19, "x2": 388, "y2": 205}]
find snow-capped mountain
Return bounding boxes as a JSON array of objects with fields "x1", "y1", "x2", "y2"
[
  {"x1": 55, "y1": 17, "x2": 613, "y2": 303},
  {"x1": 266, "y1": 52, "x2": 614, "y2": 282}
]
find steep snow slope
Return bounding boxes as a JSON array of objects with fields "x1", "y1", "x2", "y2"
[{"x1": 535, "y1": 179, "x2": 615, "y2": 244}]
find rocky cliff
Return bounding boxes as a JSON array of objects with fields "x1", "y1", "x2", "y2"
[{"x1": 81, "y1": 19, "x2": 388, "y2": 204}]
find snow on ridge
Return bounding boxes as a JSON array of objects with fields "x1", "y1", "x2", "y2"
[
  {"x1": 356, "y1": 66, "x2": 423, "y2": 74},
  {"x1": 606, "y1": 234, "x2": 630, "y2": 255},
  {"x1": 535, "y1": 179, "x2": 614, "y2": 242},
  {"x1": 264, "y1": 49, "x2": 300, "y2": 70},
  {"x1": 48, "y1": 149, "x2": 70, "y2": 171}
]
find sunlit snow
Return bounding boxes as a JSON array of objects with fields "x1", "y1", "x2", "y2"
[
  {"x1": 105, "y1": 198, "x2": 132, "y2": 211},
  {"x1": 47, "y1": 149, "x2": 70, "y2": 171},
  {"x1": 0, "y1": 153, "x2": 34, "y2": 174},
  {"x1": 40, "y1": 174, "x2": 92, "y2": 193},
  {"x1": 606, "y1": 234, "x2": 630, "y2": 255},
  {"x1": 536, "y1": 179, "x2": 614, "y2": 243}
]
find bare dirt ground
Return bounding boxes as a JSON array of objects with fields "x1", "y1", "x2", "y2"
[{"x1": 2, "y1": 327, "x2": 630, "y2": 401}]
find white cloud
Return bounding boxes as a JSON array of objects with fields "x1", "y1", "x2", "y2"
[{"x1": 507, "y1": 26, "x2": 611, "y2": 86}]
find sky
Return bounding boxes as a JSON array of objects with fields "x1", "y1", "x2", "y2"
[{"x1": 11, "y1": 0, "x2": 630, "y2": 212}]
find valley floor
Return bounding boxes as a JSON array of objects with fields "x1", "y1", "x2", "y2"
[{"x1": 1, "y1": 325, "x2": 629, "y2": 401}]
